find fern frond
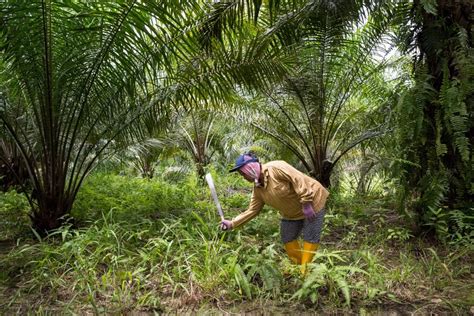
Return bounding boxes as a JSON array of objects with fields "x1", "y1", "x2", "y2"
[{"x1": 418, "y1": 169, "x2": 449, "y2": 211}]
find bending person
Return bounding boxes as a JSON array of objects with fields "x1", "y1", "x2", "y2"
[{"x1": 221, "y1": 152, "x2": 329, "y2": 275}]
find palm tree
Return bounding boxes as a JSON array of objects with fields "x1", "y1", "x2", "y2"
[
  {"x1": 394, "y1": 0, "x2": 473, "y2": 227},
  {"x1": 234, "y1": 1, "x2": 401, "y2": 187},
  {"x1": 0, "y1": 0, "x2": 206, "y2": 233},
  {"x1": 0, "y1": 0, "x2": 291, "y2": 233},
  {"x1": 175, "y1": 109, "x2": 218, "y2": 180},
  {"x1": 196, "y1": 0, "x2": 406, "y2": 187}
]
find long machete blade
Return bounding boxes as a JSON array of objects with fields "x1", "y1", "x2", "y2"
[{"x1": 205, "y1": 173, "x2": 225, "y2": 220}]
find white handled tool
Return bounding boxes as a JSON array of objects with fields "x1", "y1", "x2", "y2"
[{"x1": 205, "y1": 173, "x2": 225, "y2": 220}]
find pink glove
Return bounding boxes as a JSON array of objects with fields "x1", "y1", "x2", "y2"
[
  {"x1": 302, "y1": 203, "x2": 316, "y2": 222},
  {"x1": 221, "y1": 219, "x2": 233, "y2": 231}
]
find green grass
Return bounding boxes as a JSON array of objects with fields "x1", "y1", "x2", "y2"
[
  {"x1": 0, "y1": 190, "x2": 30, "y2": 241},
  {"x1": 0, "y1": 172, "x2": 473, "y2": 314}
]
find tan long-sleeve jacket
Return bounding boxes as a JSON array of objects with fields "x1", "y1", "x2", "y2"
[{"x1": 231, "y1": 160, "x2": 329, "y2": 228}]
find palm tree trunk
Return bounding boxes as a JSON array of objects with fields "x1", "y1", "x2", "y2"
[
  {"x1": 30, "y1": 191, "x2": 73, "y2": 233},
  {"x1": 416, "y1": 0, "x2": 473, "y2": 207}
]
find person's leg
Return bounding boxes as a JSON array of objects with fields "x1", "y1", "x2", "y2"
[
  {"x1": 301, "y1": 209, "x2": 326, "y2": 275},
  {"x1": 280, "y1": 219, "x2": 304, "y2": 264}
]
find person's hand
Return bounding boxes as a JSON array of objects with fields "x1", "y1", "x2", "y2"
[
  {"x1": 220, "y1": 219, "x2": 233, "y2": 231},
  {"x1": 302, "y1": 203, "x2": 316, "y2": 222}
]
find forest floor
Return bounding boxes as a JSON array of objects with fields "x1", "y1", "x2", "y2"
[
  {"x1": 0, "y1": 174, "x2": 473, "y2": 315},
  {"x1": 1, "y1": 211, "x2": 472, "y2": 315}
]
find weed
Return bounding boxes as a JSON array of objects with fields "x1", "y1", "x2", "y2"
[
  {"x1": 386, "y1": 227, "x2": 413, "y2": 242},
  {"x1": 293, "y1": 250, "x2": 371, "y2": 307}
]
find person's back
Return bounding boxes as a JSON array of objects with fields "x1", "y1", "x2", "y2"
[{"x1": 247, "y1": 160, "x2": 328, "y2": 221}]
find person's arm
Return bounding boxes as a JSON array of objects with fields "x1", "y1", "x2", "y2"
[{"x1": 230, "y1": 191, "x2": 265, "y2": 228}]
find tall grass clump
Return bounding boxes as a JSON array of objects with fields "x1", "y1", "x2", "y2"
[{"x1": 71, "y1": 173, "x2": 197, "y2": 223}]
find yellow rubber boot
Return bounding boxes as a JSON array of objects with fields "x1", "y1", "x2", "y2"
[
  {"x1": 301, "y1": 242, "x2": 319, "y2": 275},
  {"x1": 284, "y1": 240, "x2": 301, "y2": 264}
]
